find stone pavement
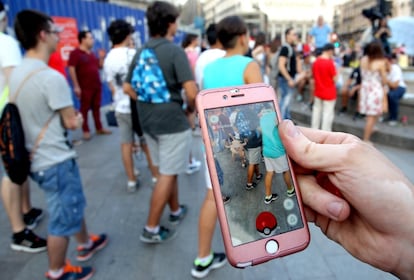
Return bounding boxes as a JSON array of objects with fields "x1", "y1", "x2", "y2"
[{"x1": 0, "y1": 112, "x2": 411, "y2": 280}]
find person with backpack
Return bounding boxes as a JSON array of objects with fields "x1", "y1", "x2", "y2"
[
  {"x1": 277, "y1": 27, "x2": 298, "y2": 120},
  {"x1": 11, "y1": 10, "x2": 108, "y2": 279},
  {"x1": 124, "y1": 1, "x2": 198, "y2": 244},
  {"x1": 0, "y1": 0, "x2": 46, "y2": 254}
]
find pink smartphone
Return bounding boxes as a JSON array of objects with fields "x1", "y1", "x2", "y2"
[{"x1": 196, "y1": 83, "x2": 310, "y2": 268}]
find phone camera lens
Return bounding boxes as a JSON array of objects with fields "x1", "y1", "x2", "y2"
[{"x1": 223, "y1": 95, "x2": 228, "y2": 100}]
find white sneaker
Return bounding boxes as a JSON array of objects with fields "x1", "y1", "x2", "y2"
[
  {"x1": 186, "y1": 159, "x2": 201, "y2": 175},
  {"x1": 127, "y1": 181, "x2": 137, "y2": 193}
]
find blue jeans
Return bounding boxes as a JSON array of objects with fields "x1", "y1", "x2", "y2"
[
  {"x1": 277, "y1": 76, "x2": 294, "y2": 119},
  {"x1": 387, "y1": 86, "x2": 406, "y2": 121},
  {"x1": 31, "y1": 159, "x2": 86, "y2": 236}
]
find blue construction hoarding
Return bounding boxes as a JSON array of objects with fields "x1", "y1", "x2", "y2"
[{"x1": 2, "y1": 0, "x2": 148, "y2": 107}]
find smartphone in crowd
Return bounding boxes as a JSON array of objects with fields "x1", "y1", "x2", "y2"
[{"x1": 196, "y1": 83, "x2": 310, "y2": 268}]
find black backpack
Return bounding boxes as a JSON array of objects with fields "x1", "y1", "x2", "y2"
[
  {"x1": 0, "y1": 103, "x2": 30, "y2": 184},
  {"x1": 0, "y1": 68, "x2": 48, "y2": 185}
]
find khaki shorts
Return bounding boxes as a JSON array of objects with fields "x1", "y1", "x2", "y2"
[
  {"x1": 246, "y1": 146, "x2": 262, "y2": 165},
  {"x1": 115, "y1": 112, "x2": 134, "y2": 144},
  {"x1": 145, "y1": 129, "x2": 192, "y2": 175},
  {"x1": 264, "y1": 155, "x2": 289, "y2": 173}
]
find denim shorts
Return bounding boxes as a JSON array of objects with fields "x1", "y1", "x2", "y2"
[{"x1": 31, "y1": 159, "x2": 86, "y2": 236}]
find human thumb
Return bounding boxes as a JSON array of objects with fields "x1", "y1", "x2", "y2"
[{"x1": 278, "y1": 120, "x2": 347, "y2": 171}]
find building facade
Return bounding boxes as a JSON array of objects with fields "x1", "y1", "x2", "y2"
[{"x1": 202, "y1": 0, "x2": 344, "y2": 43}]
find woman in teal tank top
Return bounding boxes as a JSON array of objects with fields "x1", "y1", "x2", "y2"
[{"x1": 202, "y1": 16, "x2": 262, "y2": 90}]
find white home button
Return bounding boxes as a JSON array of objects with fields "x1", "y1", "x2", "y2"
[{"x1": 265, "y1": 240, "x2": 279, "y2": 254}]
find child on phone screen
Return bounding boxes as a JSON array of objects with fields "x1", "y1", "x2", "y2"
[{"x1": 259, "y1": 107, "x2": 295, "y2": 204}]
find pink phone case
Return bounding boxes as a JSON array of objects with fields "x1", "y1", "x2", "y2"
[{"x1": 196, "y1": 83, "x2": 310, "y2": 268}]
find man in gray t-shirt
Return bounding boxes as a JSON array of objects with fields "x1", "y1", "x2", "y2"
[
  {"x1": 11, "y1": 58, "x2": 76, "y2": 171},
  {"x1": 11, "y1": 10, "x2": 107, "y2": 279},
  {"x1": 124, "y1": 1, "x2": 198, "y2": 243},
  {"x1": 0, "y1": 0, "x2": 46, "y2": 255}
]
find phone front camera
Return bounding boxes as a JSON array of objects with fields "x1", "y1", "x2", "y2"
[{"x1": 223, "y1": 95, "x2": 228, "y2": 100}]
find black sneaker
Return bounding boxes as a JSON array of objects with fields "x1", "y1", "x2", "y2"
[
  {"x1": 11, "y1": 228, "x2": 47, "y2": 253},
  {"x1": 256, "y1": 173, "x2": 263, "y2": 181},
  {"x1": 23, "y1": 208, "x2": 44, "y2": 230},
  {"x1": 191, "y1": 252, "x2": 227, "y2": 278},
  {"x1": 169, "y1": 204, "x2": 188, "y2": 225},
  {"x1": 76, "y1": 233, "x2": 108, "y2": 262},
  {"x1": 338, "y1": 107, "x2": 347, "y2": 114},
  {"x1": 264, "y1": 193, "x2": 279, "y2": 204},
  {"x1": 222, "y1": 195, "x2": 231, "y2": 205},
  {"x1": 140, "y1": 226, "x2": 176, "y2": 244},
  {"x1": 245, "y1": 182, "x2": 257, "y2": 190}
]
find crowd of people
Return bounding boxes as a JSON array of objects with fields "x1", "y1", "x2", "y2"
[
  {"x1": 0, "y1": 1, "x2": 413, "y2": 280},
  {"x1": 248, "y1": 15, "x2": 409, "y2": 144}
]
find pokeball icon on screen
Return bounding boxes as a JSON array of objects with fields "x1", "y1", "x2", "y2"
[{"x1": 256, "y1": 211, "x2": 277, "y2": 236}]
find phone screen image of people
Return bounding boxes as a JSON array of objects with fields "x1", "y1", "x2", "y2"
[{"x1": 205, "y1": 101, "x2": 304, "y2": 246}]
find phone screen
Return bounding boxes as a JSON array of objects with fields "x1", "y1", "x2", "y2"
[{"x1": 205, "y1": 101, "x2": 304, "y2": 247}]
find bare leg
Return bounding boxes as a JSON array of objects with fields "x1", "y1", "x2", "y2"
[
  {"x1": 254, "y1": 164, "x2": 260, "y2": 177},
  {"x1": 47, "y1": 235, "x2": 69, "y2": 270},
  {"x1": 74, "y1": 219, "x2": 89, "y2": 244},
  {"x1": 265, "y1": 172, "x2": 273, "y2": 197},
  {"x1": 146, "y1": 174, "x2": 177, "y2": 227},
  {"x1": 363, "y1": 115, "x2": 378, "y2": 142},
  {"x1": 283, "y1": 171, "x2": 294, "y2": 193},
  {"x1": 247, "y1": 164, "x2": 255, "y2": 184},
  {"x1": 121, "y1": 143, "x2": 136, "y2": 182},
  {"x1": 20, "y1": 180, "x2": 32, "y2": 214},
  {"x1": 141, "y1": 143, "x2": 158, "y2": 178},
  {"x1": 1, "y1": 177, "x2": 26, "y2": 232},
  {"x1": 197, "y1": 189, "x2": 217, "y2": 258},
  {"x1": 167, "y1": 176, "x2": 180, "y2": 212}
]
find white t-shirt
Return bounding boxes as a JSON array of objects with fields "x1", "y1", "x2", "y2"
[
  {"x1": 388, "y1": 63, "x2": 406, "y2": 88},
  {"x1": 103, "y1": 47, "x2": 136, "y2": 113},
  {"x1": 194, "y1": 48, "x2": 225, "y2": 89},
  {"x1": 0, "y1": 32, "x2": 22, "y2": 108}
]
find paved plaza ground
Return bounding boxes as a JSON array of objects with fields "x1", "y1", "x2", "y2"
[{"x1": 0, "y1": 111, "x2": 412, "y2": 279}]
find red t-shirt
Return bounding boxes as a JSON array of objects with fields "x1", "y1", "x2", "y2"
[
  {"x1": 312, "y1": 57, "x2": 337, "y2": 100},
  {"x1": 48, "y1": 51, "x2": 67, "y2": 79},
  {"x1": 68, "y1": 48, "x2": 101, "y2": 90}
]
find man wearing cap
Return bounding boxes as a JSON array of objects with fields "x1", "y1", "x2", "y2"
[
  {"x1": 311, "y1": 43, "x2": 337, "y2": 131},
  {"x1": 0, "y1": 0, "x2": 47, "y2": 253}
]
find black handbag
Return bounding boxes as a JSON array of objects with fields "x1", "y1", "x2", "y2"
[{"x1": 106, "y1": 109, "x2": 118, "y2": 127}]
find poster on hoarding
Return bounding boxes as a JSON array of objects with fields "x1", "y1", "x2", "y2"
[{"x1": 51, "y1": 16, "x2": 79, "y2": 64}]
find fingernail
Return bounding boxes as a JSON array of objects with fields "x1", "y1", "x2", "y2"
[
  {"x1": 285, "y1": 120, "x2": 300, "y2": 138},
  {"x1": 327, "y1": 201, "x2": 344, "y2": 220}
]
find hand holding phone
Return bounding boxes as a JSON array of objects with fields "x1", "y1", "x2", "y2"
[{"x1": 196, "y1": 83, "x2": 310, "y2": 268}]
